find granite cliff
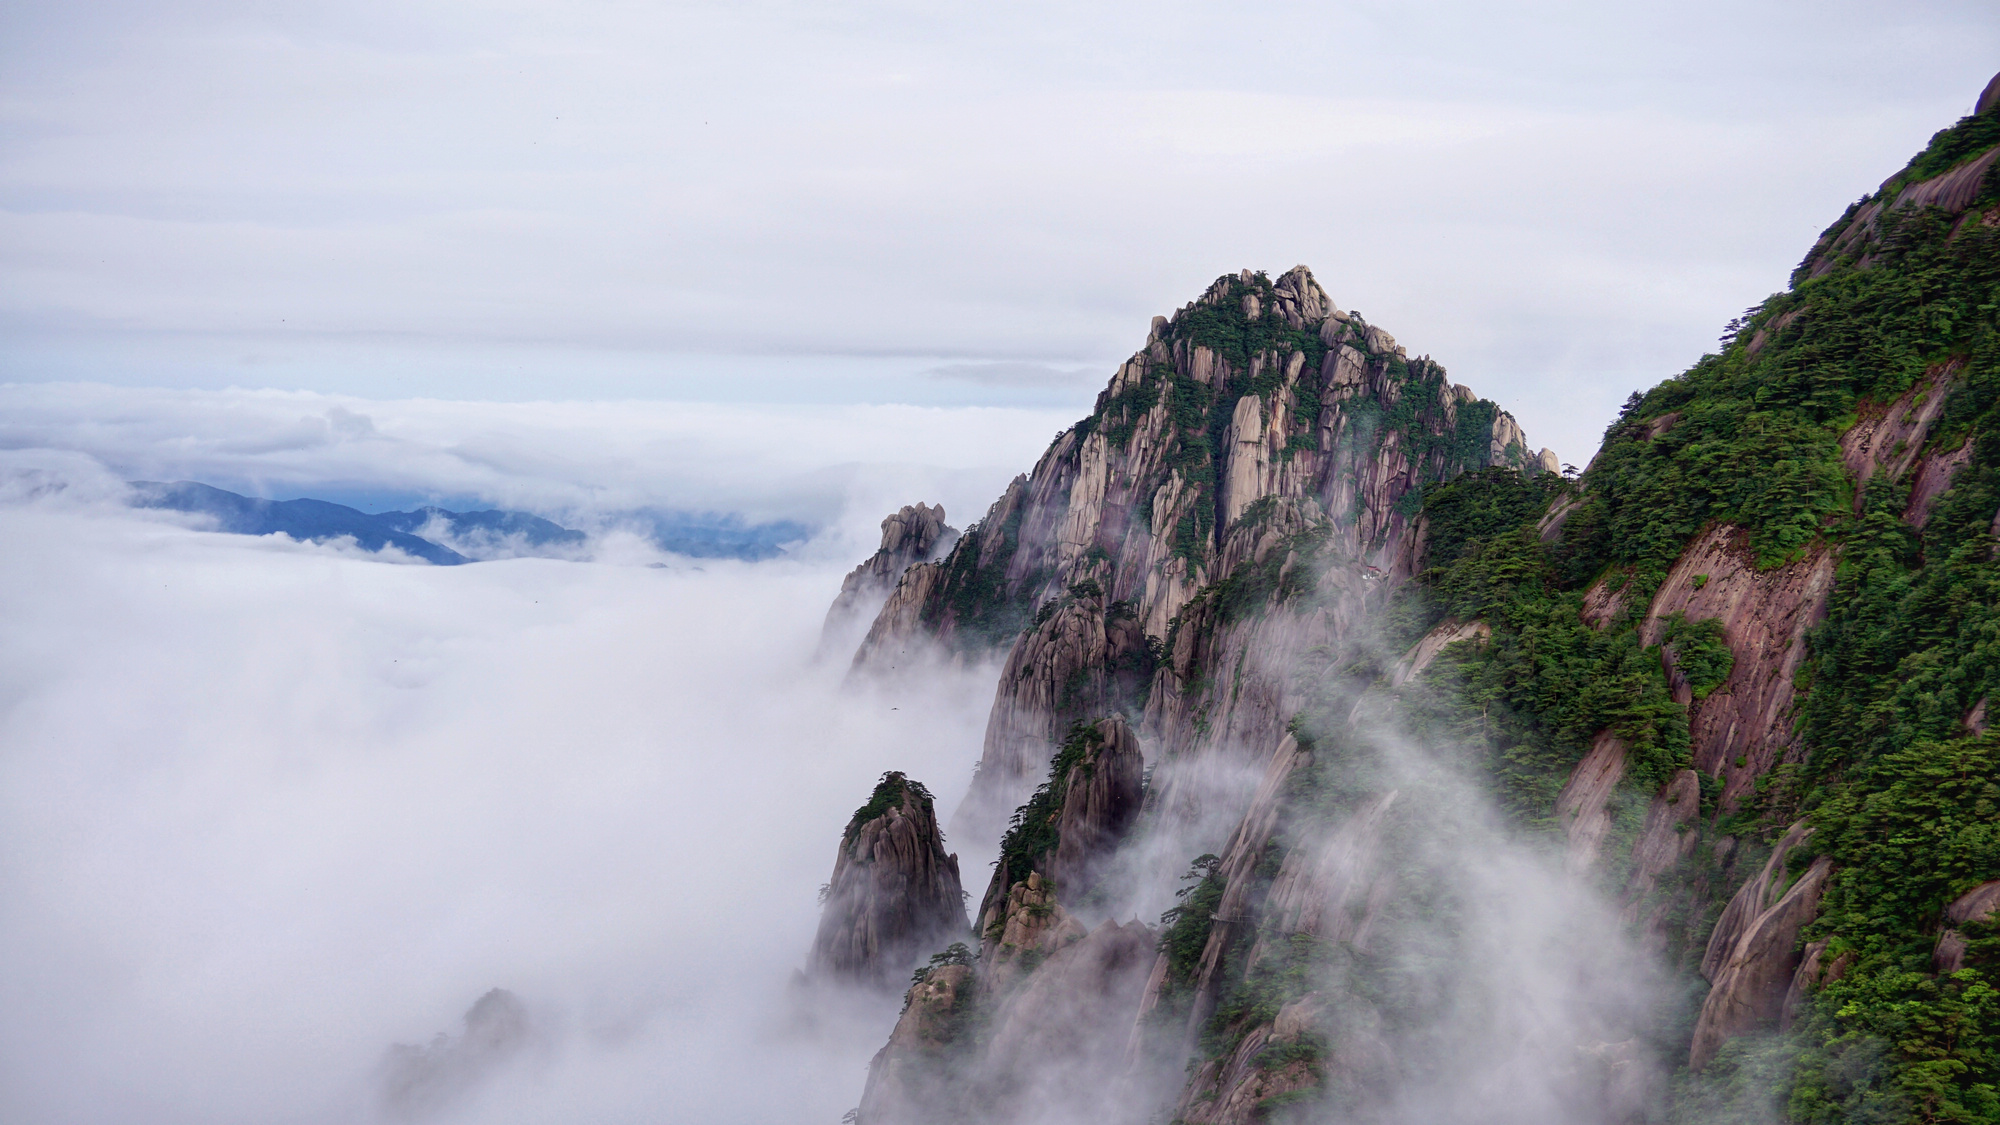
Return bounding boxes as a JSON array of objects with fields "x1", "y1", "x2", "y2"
[
  {"x1": 811, "y1": 76, "x2": 2000, "y2": 1125},
  {"x1": 806, "y1": 772, "x2": 967, "y2": 993},
  {"x1": 823, "y1": 503, "x2": 956, "y2": 654}
]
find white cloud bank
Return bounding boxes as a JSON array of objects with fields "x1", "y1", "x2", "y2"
[
  {"x1": 4, "y1": 2, "x2": 1998, "y2": 462},
  {"x1": 0, "y1": 498, "x2": 1004, "y2": 1123},
  {"x1": 0, "y1": 383, "x2": 1080, "y2": 562}
]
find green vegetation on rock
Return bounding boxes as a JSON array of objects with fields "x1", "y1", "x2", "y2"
[{"x1": 1383, "y1": 104, "x2": 2000, "y2": 1121}]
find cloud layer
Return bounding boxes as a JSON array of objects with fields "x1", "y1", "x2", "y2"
[
  {"x1": 5, "y1": 2, "x2": 1997, "y2": 461},
  {"x1": 0, "y1": 383, "x2": 1080, "y2": 562},
  {"x1": 0, "y1": 498, "x2": 1004, "y2": 1123}
]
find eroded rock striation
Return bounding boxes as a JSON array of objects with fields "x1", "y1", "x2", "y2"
[
  {"x1": 829, "y1": 83, "x2": 2000, "y2": 1120},
  {"x1": 808, "y1": 772, "x2": 967, "y2": 991},
  {"x1": 852, "y1": 266, "x2": 1552, "y2": 847},
  {"x1": 823, "y1": 503, "x2": 955, "y2": 651},
  {"x1": 1689, "y1": 823, "x2": 1835, "y2": 1069}
]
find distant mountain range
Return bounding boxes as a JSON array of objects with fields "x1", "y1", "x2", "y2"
[{"x1": 129, "y1": 481, "x2": 812, "y2": 563}]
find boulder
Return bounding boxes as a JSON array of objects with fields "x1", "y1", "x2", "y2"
[{"x1": 1932, "y1": 879, "x2": 2000, "y2": 974}]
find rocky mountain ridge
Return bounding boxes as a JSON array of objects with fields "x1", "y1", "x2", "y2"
[
  {"x1": 855, "y1": 265, "x2": 1554, "y2": 846},
  {"x1": 823, "y1": 503, "x2": 956, "y2": 651},
  {"x1": 809, "y1": 77, "x2": 2000, "y2": 1125}
]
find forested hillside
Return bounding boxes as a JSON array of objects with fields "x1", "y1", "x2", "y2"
[{"x1": 812, "y1": 80, "x2": 2000, "y2": 1125}]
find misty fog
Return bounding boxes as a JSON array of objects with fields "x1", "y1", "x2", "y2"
[
  {"x1": 0, "y1": 390, "x2": 1674, "y2": 1124},
  {"x1": 0, "y1": 404, "x2": 1044, "y2": 1124}
]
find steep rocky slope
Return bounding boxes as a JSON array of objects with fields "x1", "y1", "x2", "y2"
[
  {"x1": 806, "y1": 772, "x2": 966, "y2": 992},
  {"x1": 822, "y1": 504, "x2": 955, "y2": 651},
  {"x1": 855, "y1": 265, "x2": 1553, "y2": 845},
  {"x1": 816, "y1": 77, "x2": 2000, "y2": 1125}
]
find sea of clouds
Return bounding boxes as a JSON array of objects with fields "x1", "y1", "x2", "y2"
[{"x1": 0, "y1": 388, "x2": 1069, "y2": 1123}]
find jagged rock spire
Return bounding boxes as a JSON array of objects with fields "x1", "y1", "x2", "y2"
[
  {"x1": 821, "y1": 503, "x2": 955, "y2": 652},
  {"x1": 807, "y1": 772, "x2": 967, "y2": 991}
]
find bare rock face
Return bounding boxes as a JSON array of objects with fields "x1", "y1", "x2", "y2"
[
  {"x1": 1893, "y1": 147, "x2": 2000, "y2": 212},
  {"x1": 1949, "y1": 879, "x2": 2000, "y2": 925},
  {"x1": 1248, "y1": 791, "x2": 1399, "y2": 961},
  {"x1": 1689, "y1": 822, "x2": 1836, "y2": 1069},
  {"x1": 980, "y1": 870, "x2": 1087, "y2": 993},
  {"x1": 1174, "y1": 1011, "x2": 1325, "y2": 1125},
  {"x1": 1176, "y1": 734, "x2": 1315, "y2": 1042},
  {"x1": 1388, "y1": 618, "x2": 1490, "y2": 687},
  {"x1": 837, "y1": 268, "x2": 1562, "y2": 1122},
  {"x1": 1933, "y1": 879, "x2": 2000, "y2": 974},
  {"x1": 1934, "y1": 929, "x2": 1972, "y2": 976},
  {"x1": 1640, "y1": 526, "x2": 1837, "y2": 809},
  {"x1": 1579, "y1": 573, "x2": 1626, "y2": 629},
  {"x1": 861, "y1": 889, "x2": 1157, "y2": 1125},
  {"x1": 1906, "y1": 439, "x2": 1976, "y2": 529},
  {"x1": 1556, "y1": 732, "x2": 1628, "y2": 875},
  {"x1": 855, "y1": 962, "x2": 975, "y2": 1125},
  {"x1": 975, "y1": 716, "x2": 1146, "y2": 936},
  {"x1": 842, "y1": 267, "x2": 1546, "y2": 849},
  {"x1": 1839, "y1": 359, "x2": 1963, "y2": 504},
  {"x1": 1622, "y1": 769, "x2": 1703, "y2": 913},
  {"x1": 1699, "y1": 822, "x2": 1814, "y2": 982},
  {"x1": 1539, "y1": 492, "x2": 1586, "y2": 544},
  {"x1": 1782, "y1": 939, "x2": 1831, "y2": 1030},
  {"x1": 808, "y1": 772, "x2": 967, "y2": 991},
  {"x1": 1048, "y1": 715, "x2": 1147, "y2": 902},
  {"x1": 1799, "y1": 77, "x2": 2000, "y2": 280},
  {"x1": 823, "y1": 503, "x2": 954, "y2": 650},
  {"x1": 1171, "y1": 795, "x2": 1402, "y2": 1125},
  {"x1": 979, "y1": 918, "x2": 1159, "y2": 1115},
  {"x1": 849, "y1": 561, "x2": 946, "y2": 675},
  {"x1": 955, "y1": 597, "x2": 1152, "y2": 845}
]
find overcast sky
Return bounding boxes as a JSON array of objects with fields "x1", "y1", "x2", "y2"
[{"x1": 4, "y1": 1, "x2": 1998, "y2": 468}]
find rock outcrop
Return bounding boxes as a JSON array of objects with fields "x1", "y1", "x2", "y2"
[
  {"x1": 857, "y1": 917, "x2": 1158, "y2": 1125},
  {"x1": 1173, "y1": 1002, "x2": 1328, "y2": 1124},
  {"x1": 845, "y1": 267, "x2": 1549, "y2": 848},
  {"x1": 1639, "y1": 526, "x2": 1837, "y2": 809},
  {"x1": 978, "y1": 870, "x2": 1087, "y2": 992},
  {"x1": 1555, "y1": 731, "x2": 1628, "y2": 875},
  {"x1": 1933, "y1": 879, "x2": 2000, "y2": 975},
  {"x1": 830, "y1": 84, "x2": 2000, "y2": 1121},
  {"x1": 1388, "y1": 618, "x2": 1490, "y2": 687},
  {"x1": 1689, "y1": 822, "x2": 1835, "y2": 1069},
  {"x1": 1248, "y1": 791, "x2": 1399, "y2": 961},
  {"x1": 976, "y1": 715, "x2": 1146, "y2": 929},
  {"x1": 1621, "y1": 769, "x2": 1703, "y2": 920},
  {"x1": 977, "y1": 919, "x2": 1159, "y2": 1116},
  {"x1": 823, "y1": 503, "x2": 954, "y2": 651},
  {"x1": 855, "y1": 961, "x2": 975, "y2": 1124},
  {"x1": 835, "y1": 269, "x2": 1560, "y2": 1122},
  {"x1": 807, "y1": 772, "x2": 967, "y2": 991},
  {"x1": 1045, "y1": 716, "x2": 1147, "y2": 905},
  {"x1": 1840, "y1": 359, "x2": 1964, "y2": 510}
]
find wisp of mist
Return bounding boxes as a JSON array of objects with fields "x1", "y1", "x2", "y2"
[
  {"x1": 0, "y1": 398, "x2": 1057, "y2": 1124},
  {"x1": 0, "y1": 390, "x2": 1672, "y2": 1124}
]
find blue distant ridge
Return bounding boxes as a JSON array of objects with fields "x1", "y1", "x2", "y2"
[
  {"x1": 379, "y1": 506, "x2": 588, "y2": 550},
  {"x1": 131, "y1": 482, "x2": 475, "y2": 564},
  {"x1": 128, "y1": 481, "x2": 812, "y2": 563}
]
